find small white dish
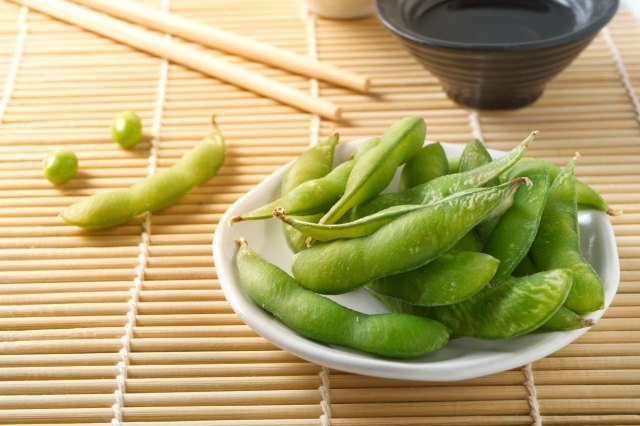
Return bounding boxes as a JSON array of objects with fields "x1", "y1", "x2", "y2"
[{"x1": 213, "y1": 139, "x2": 620, "y2": 381}]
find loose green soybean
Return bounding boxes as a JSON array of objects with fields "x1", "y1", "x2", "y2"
[
  {"x1": 381, "y1": 269, "x2": 573, "y2": 339},
  {"x1": 61, "y1": 126, "x2": 226, "y2": 229},
  {"x1": 366, "y1": 251, "x2": 499, "y2": 306},
  {"x1": 111, "y1": 111, "x2": 143, "y2": 149},
  {"x1": 320, "y1": 117, "x2": 426, "y2": 224},
  {"x1": 232, "y1": 138, "x2": 380, "y2": 222},
  {"x1": 538, "y1": 306, "x2": 594, "y2": 332},
  {"x1": 292, "y1": 178, "x2": 526, "y2": 294},
  {"x1": 350, "y1": 131, "x2": 535, "y2": 220},
  {"x1": 482, "y1": 172, "x2": 551, "y2": 283},
  {"x1": 43, "y1": 150, "x2": 78, "y2": 185},
  {"x1": 530, "y1": 159, "x2": 605, "y2": 314},
  {"x1": 400, "y1": 142, "x2": 449, "y2": 190},
  {"x1": 235, "y1": 239, "x2": 450, "y2": 358}
]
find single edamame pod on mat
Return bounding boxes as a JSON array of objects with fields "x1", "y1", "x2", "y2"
[
  {"x1": 482, "y1": 172, "x2": 551, "y2": 283},
  {"x1": 350, "y1": 131, "x2": 535, "y2": 220},
  {"x1": 235, "y1": 239, "x2": 450, "y2": 358},
  {"x1": 538, "y1": 306, "x2": 594, "y2": 332},
  {"x1": 279, "y1": 135, "x2": 339, "y2": 252},
  {"x1": 61, "y1": 125, "x2": 225, "y2": 229},
  {"x1": 400, "y1": 142, "x2": 449, "y2": 190},
  {"x1": 502, "y1": 157, "x2": 617, "y2": 215},
  {"x1": 380, "y1": 269, "x2": 573, "y2": 339},
  {"x1": 320, "y1": 117, "x2": 426, "y2": 224},
  {"x1": 231, "y1": 137, "x2": 380, "y2": 222},
  {"x1": 292, "y1": 178, "x2": 528, "y2": 294},
  {"x1": 530, "y1": 158, "x2": 605, "y2": 314},
  {"x1": 366, "y1": 251, "x2": 499, "y2": 307}
]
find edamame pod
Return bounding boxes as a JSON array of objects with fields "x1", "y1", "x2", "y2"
[
  {"x1": 530, "y1": 159, "x2": 605, "y2": 314},
  {"x1": 235, "y1": 239, "x2": 450, "y2": 358},
  {"x1": 232, "y1": 138, "x2": 380, "y2": 222},
  {"x1": 281, "y1": 134, "x2": 338, "y2": 194},
  {"x1": 400, "y1": 142, "x2": 449, "y2": 190},
  {"x1": 292, "y1": 178, "x2": 527, "y2": 294},
  {"x1": 366, "y1": 251, "x2": 499, "y2": 306},
  {"x1": 458, "y1": 138, "x2": 496, "y2": 241},
  {"x1": 459, "y1": 138, "x2": 492, "y2": 173},
  {"x1": 320, "y1": 117, "x2": 426, "y2": 224},
  {"x1": 280, "y1": 136, "x2": 338, "y2": 252},
  {"x1": 381, "y1": 269, "x2": 573, "y2": 339},
  {"x1": 513, "y1": 254, "x2": 537, "y2": 277},
  {"x1": 503, "y1": 157, "x2": 616, "y2": 215},
  {"x1": 274, "y1": 204, "x2": 425, "y2": 243},
  {"x1": 61, "y1": 126, "x2": 226, "y2": 229},
  {"x1": 538, "y1": 306, "x2": 594, "y2": 332},
  {"x1": 482, "y1": 172, "x2": 551, "y2": 283},
  {"x1": 350, "y1": 131, "x2": 535, "y2": 220}
]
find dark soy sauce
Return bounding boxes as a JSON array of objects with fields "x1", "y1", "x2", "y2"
[{"x1": 408, "y1": 0, "x2": 577, "y2": 44}]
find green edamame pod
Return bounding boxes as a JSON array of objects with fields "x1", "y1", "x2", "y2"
[
  {"x1": 232, "y1": 138, "x2": 380, "y2": 222},
  {"x1": 513, "y1": 253, "x2": 537, "y2": 277},
  {"x1": 482, "y1": 172, "x2": 551, "y2": 283},
  {"x1": 450, "y1": 232, "x2": 483, "y2": 252},
  {"x1": 366, "y1": 251, "x2": 499, "y2": 307},
  {"x1": 292, "y1": 178, "x2": 527, "y2": 294},
  {"x1": 281, "y1": 134, "x2": 338, "y2": 194},
  {"x1": 282, "y1": 213, "x2": 323, "y2": 253},
  {"x1": 538, "y1": 306, "x2": 594, "y2": 332},
  {"x1": 458, "y1": 138, "x2": 492, "y2": 173},
  {"x1": 320, "y1": 117, "x2": 426, "y2": 224},
  {"x1": 448, "y1": 157, "x2": 460, "y2": 174},
  {"x1": 458, "y1": 138, "x2": 496, "y2": 241},
  {"x1": 62, "y1": 126, "x2": 226, "y2": 229},
  {"x1": 530, "y1": 159, "x2": 605, "y2": 314},
  {"x1": 350, "y1": 131, "x2": 535, "y2": 220},
  {"x1": 235, "y1": 239, "x2": 450, "y2": 358},
  {"x1": 280, "y1": 136, "x2": 338, "y2": 252},
  {"x1": 274, "y1": 204, "x2": 425, "y2": 243},
  {"x1": 400, "y1": 142, "x2": 449, "y2": 190},
  {"x1": 382, "y1": 269, "x2": 573, "y2": 339},
  {"x1": 503, "y1": 157, "x2": 616, "y2": 215}
]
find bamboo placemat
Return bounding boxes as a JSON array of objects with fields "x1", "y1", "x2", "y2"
[{"x1": 0, "y1": 0, "x2": 638, "y2": 424}]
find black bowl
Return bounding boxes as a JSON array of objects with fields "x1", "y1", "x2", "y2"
[{"x1": 376, "y1": 0, "x2": 618, "y2": 109}]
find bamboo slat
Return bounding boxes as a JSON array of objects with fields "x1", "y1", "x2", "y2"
[{"x1": 0, "y1": 0, "x2": 639, "y2": 424}]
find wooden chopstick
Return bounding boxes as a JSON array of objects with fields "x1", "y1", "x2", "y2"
[
  {"x1": 70, "y1": 0, "x2": 370, "y2": 93},
  {"x1": 11, "y1": 0, "x2": 342, "y2": 121}
]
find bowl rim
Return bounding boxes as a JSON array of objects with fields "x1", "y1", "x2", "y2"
[
  {"x1": 375, "y1": 0, "x2": 619, "y2": 51},
  {"x1": 213, "y1": 139, "x2": 620, "y2": 381}
]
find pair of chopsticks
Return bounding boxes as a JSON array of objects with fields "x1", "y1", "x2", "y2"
[{"x1": 10, "y1": 0, "x2": 372, "y2": 120}]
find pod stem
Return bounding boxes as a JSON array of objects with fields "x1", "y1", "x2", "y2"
[
  {"x1": 272, "y1": 207, "x2": 292, "y2": 225},
  {"x1": 229, "y1": 215, "x2": 243, "y2": 225},
  {"x1": 511, "y1": 176, "x2": 532, "y2": 191},
  {"x1": 234, "y1": 237, "x2": 247, "y2": 247},
  {"x1": 581, "y1": 318, "x2": 595, "y2": 328}
]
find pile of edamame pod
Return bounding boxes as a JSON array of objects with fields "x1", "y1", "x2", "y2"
[{"x1": 233, "y1": 117, "x2": 612, "y2": 359}]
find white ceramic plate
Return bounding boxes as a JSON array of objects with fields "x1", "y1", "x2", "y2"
[{"x1": 213, "y1": 139, "x2": 620, "y2": 381}]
